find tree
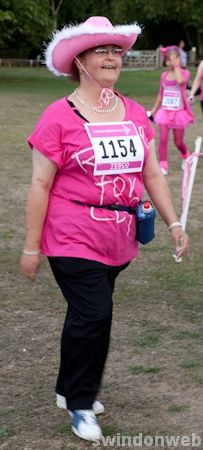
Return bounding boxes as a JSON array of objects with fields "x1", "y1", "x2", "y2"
[
  {"x1": 49, "y1": 0, "x2": 65, "y2": 30},
  {"x1": 0, "y1": 0, "x2": 17, "y2": 50},
  {"x1": 0, "y1": 0, "x2": 202, "y2": 57},
  {"x1": 0, "y1": 0, "x2": 52, "y2": 57},
  {"x1": 173, "y1": 0, "x2": 203, "y2": 54}
]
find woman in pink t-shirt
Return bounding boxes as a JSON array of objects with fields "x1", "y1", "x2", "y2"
[
  {"x1": 189, "y1": 60, "x2": 203, "y2": 115},
  {"x1": 149, "y1": 46, "x2": 194, "y2": 175},
  {"x1": 20, "y1": 17, "x2": 189, "y2": 442}
]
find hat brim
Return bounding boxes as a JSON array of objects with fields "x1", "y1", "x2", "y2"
[{"x1": 45, "y1": 23, "x2": 141, "y2": 76}]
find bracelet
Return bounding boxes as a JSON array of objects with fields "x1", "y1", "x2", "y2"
[
  {"x1": 168, "y1": 221, "x2": 182, "y2": 231},
  {"x1": 23, "y1": 249, "x2": 41, "y2": 256}
]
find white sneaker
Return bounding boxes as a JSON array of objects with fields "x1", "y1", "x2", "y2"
[
  {"x1": 71, "y1": 409, "x2": 102, "y2": 441},
  {"x1": 160, "y1": 167, "x2": 168, "y2": 176},
  {"x1": 56, "y1": 393, "x2": 105, "y2": 415}
]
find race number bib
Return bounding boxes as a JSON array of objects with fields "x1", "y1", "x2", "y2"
[
  {"x1": 84, "y1": 121, "x2": 145, "y2": 176},
  {"x1": 162, "y1": 90, "x2": 181, "y2": 110}
]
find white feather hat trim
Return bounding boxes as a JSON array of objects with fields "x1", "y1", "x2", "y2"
[{"x1": 45, "y1": 16, "x2": 142, "y2": 76}]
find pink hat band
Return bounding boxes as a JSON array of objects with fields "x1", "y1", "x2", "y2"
[{"x1": 45, "y1": 16, "x2": 141, "y2": 76}]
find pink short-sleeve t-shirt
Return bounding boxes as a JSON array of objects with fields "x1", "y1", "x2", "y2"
[{"x1": 28, "y1": 95, "x2": 155, "y2": 266}]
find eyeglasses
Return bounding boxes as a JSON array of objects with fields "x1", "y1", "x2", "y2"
[{"x1": 92, "y1": 47, "x2": 123, "y2": 56}]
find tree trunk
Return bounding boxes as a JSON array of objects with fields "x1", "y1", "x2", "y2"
[
  {"x1": 197, "y1": 30, "x2": 203, "y2": 57},
  {"x1": 50, "y1": 0, "x2": 64, "y2": 31}
]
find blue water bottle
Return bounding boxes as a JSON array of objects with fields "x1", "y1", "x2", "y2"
[{"x1": 135, "y1": 201, "x2": 156, "y2": 244}]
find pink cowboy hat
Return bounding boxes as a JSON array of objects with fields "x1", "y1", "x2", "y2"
[
  {"x1": 45, "y1": 16, "x2": 142, "y2": 76},
  {"x1": 160, "y1": 46, "x2": 180, "y2": 62}
]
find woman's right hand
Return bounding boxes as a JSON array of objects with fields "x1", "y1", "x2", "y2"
[
  {"x1": 146, "y1": 110, "x2": 154, "y2": 121},
  {"x1": 20, "y1": 254, "x2": 41, "y2": 281},
  {"x1": 188, "y1": 94, "x2": 194, "y2": 104}
]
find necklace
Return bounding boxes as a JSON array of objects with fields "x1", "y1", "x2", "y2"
[{"x1": 74, "y1": 89, "x2": 118, "y2": 114}]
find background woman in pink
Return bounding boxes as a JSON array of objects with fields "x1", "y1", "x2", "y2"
[
  {"x1": 189, "y1": 60, "x2": 203, "y2": 115},
  {"x1": 20, "y1": 19, "x2": 189, "y2": 442},
  {"x1": 150, "y1": 46, "x2": 194, "y2": 175}
]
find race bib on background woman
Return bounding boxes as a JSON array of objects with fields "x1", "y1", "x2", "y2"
[{"x1": 162, "y1": 90, "x2": 181, "y2": 110}]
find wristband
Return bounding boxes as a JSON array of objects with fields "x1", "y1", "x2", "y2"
[
  {"x1": 168, "y1": 221, "x2": 182, "y2": 231},
  {"x1": 23, "y1": 249, "x2": 41, "y2": 255}
]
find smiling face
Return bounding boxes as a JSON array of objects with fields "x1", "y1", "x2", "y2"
[{"x1": 76, "y1": 45, "x2": 123, "y2": 88}]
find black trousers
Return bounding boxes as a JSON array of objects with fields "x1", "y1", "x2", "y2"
[{"x1": 48, "y1": 257, "x2": 129, "y2": 410}]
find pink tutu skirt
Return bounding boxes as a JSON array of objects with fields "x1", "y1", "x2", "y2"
[{"x1": 154, "y1": 108, "x2": 194, "y2": 129}]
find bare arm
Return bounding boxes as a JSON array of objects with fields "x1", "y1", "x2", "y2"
[
  {"x1": 189, "y1": 61, "x2": 203, "y2": 98},
  {"x1": 20, "y1": 149, "x2": 57, "y2": 280},
  {"x1": 151, "y1": 93, "x2": 162, "y2": 116},
  {"x1": 143, "y1": 140, "x2": 189, "y2": 258}
]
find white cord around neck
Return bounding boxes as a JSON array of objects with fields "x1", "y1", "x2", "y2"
[
  {"x1": 74, "y1": 89, "x2": 118, "y2": 113},
  {"x1": 74, "y1": 56, "x2": 117, "y2": 110}
]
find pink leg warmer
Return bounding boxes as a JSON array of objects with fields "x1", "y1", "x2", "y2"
[
  {"x1": 173, "y1": 129, "x2": 190, "y2": 159},
  {"x1": 158, "y1": 125, "x2": 170, "y2": 169}
]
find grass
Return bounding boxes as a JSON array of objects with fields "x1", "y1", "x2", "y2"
[
  {"x1": 181, "y1": 360, "x2": 202, "y2": 369},
  {"x1": 0, "y1": 66, "x2": 197, "y2": 98},
  {"x1": 0, "y1": 429, "x2": 9, "y2": 438},
  {"x1": 0, "y1": 67, "x2": 203, "y2": 449},
  {"x1": 130, "y1": 365, "x2": 161, "y2": 374},
  {"x1": 136, "y1": 334, "x2": 161, "y2": 347},
  {"x1": 175, "y1": 330, "x2": 203, "y2": 340},
  {"x1": 168, "y1": 404, "x2": 188, "y2": 413}
]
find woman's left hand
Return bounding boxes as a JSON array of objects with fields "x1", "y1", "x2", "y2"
[{"x1": 170, "y1": 227, "x2": 189, "y2": 259}]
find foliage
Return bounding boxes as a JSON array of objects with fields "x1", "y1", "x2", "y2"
[
  {"x1": 0, "y1": 0, "x2": 52, "y2": 57},
  {"x1": 0, "y1": 0, "x2": 203, "y2": 57}
]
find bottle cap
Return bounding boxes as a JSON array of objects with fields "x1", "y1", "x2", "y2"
[{"x1": 142, "y1": 201, "x2": 153, "y2": 213}]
